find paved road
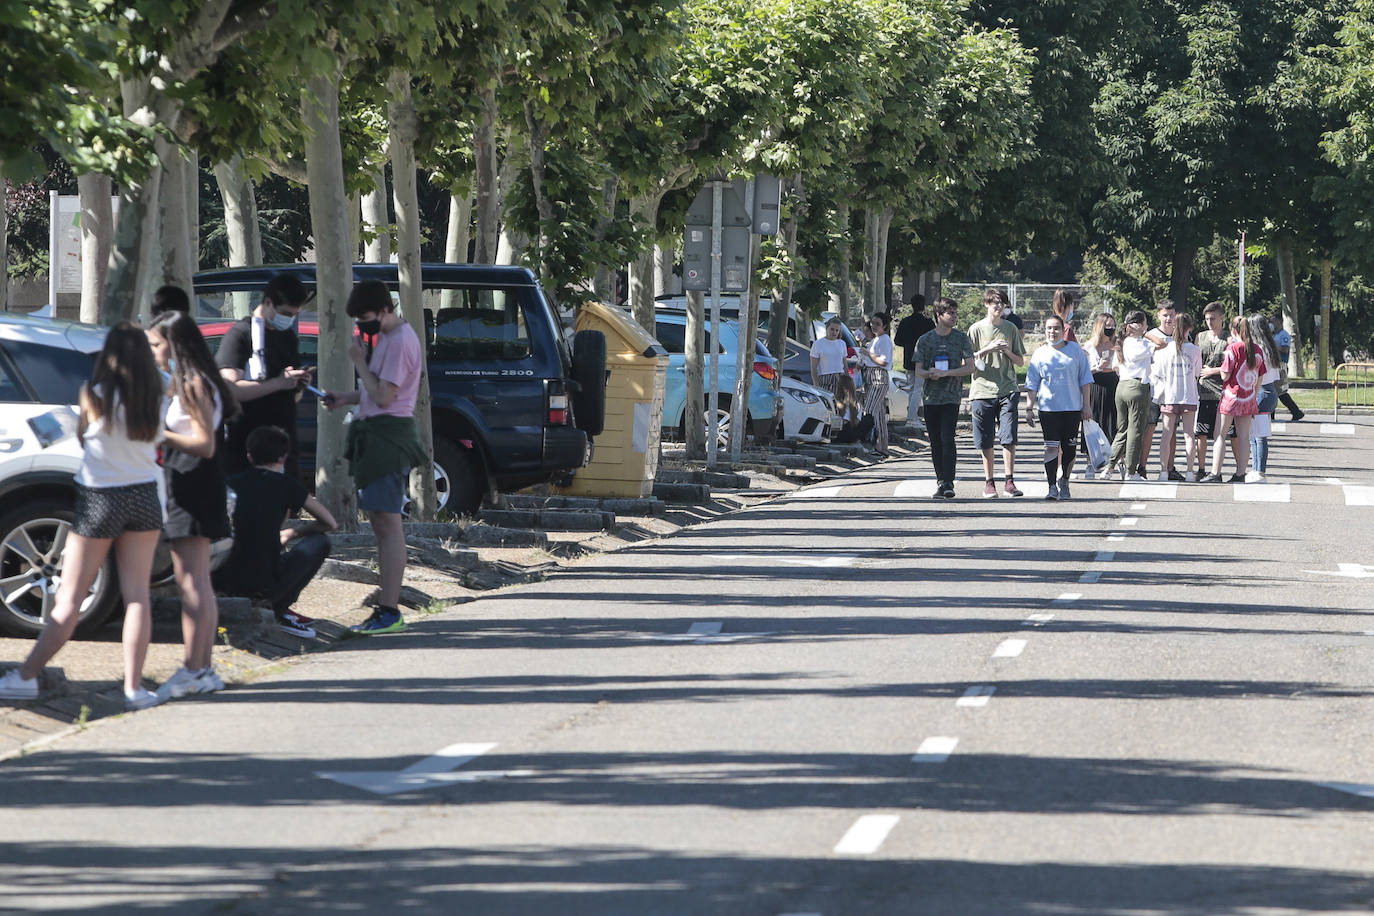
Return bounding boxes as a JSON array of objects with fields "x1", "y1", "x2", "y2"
[{"x1": 3, "y1": 419, "x2": 1374, "y2": 914}]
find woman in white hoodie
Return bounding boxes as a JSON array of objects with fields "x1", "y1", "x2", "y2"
[{"x1": 1150, "y1": 314, "x2": 1202, "y2": 481}]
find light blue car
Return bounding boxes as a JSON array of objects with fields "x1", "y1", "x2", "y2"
[{"x1": 652, "y1": 312, "x2": 784, "y2": 445}]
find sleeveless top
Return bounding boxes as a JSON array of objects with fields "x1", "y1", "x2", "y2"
[{"x1": 75, "y1": 387, "x2": 166, "y2": 489}]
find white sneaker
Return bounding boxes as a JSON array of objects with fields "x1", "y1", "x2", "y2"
[
  {"x1": 0, "y1": 668, "x2": 39, "y2": 700},
  {"x1": 1185, "y1": 471, "x2": 1199, "y2": 483},
  {"x1": 1245, "y1": 470, "x2": 1266, "y2": 483},
  {"x1": 124, "y1": 687, "x2": 164, "y2": 711},
  {"x1": 157, "y1": 666, "x2": 224, "y2": 701},
  {"x1": 1157, "y1": 471, "x2": 1171, "y2": 482},
  {"x1": 1128, "y1": 473, "x2": 1148, "y2": 482}
]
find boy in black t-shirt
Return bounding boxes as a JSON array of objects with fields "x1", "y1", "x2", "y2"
[{"x1": 214, "y1": 426, "x2": 337, "y2": 639}]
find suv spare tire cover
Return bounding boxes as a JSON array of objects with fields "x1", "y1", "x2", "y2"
[{"x1": 572, "y1": 329, "x2": 607, "y2": 437}]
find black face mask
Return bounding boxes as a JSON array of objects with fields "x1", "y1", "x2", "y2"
[{"x1": 355, "y1": 318, "x2": 382, "y2": 336}]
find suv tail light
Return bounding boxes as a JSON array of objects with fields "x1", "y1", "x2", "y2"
[
  {"x1": 548, "y1": 392, "x2": 569, "y2": 425},
  {"x1": 753, "y1": 361, "x2": 777, "y2": 381}
]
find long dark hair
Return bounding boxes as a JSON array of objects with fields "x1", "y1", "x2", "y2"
[
  {"x1": 1230, "y1": 316, "x2": 1258, "y2": 369},
  {"x1": 86, "y1": 322, "x2": 162, "y2": 442},
  {"x1": 147, "y1": 310, "x2": 241, "y2": 423},
  {"x1": 1247, "y1": 314, "x2": 1279, "y2": 370}
]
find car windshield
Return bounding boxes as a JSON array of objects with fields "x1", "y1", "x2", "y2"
[{"x1": 1, "y1": 341, "x2": 96, "y2": 405}]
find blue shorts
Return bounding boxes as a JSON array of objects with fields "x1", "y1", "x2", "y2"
[
  {"x1": 358, "y1": 470, "x2": 408, "y2": 514},
  {"x1": 971, "y1": 395, "x2": 1019, "y2": 449}
]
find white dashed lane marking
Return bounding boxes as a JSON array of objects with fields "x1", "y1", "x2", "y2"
[
  {"x1": 1023, "y1": 613, "x2": 1054, "y2": 626},
  {"x1": 1095, "y1": 551, "x2": 1115, "y2": 562},
  {"x1": 1344, "y1": 486, "x2": 1374, "y2": 506},
  {"x1": 993, "y1": 639, "x2": 1027, "y2": 658},
  {"x1": 1079, "y1": 571, "x2": 1101, "y2": 584},
  {"x1": 1053, "y1": 593, "x2": 1082, "y2": 604},
  {"x1": 794, "y1": 485, "x2": 844, "y2": 499},
  {"x1": 913, "y1": 737, "x2": 959, "y2": 763},
  {"x1": 1120, "y1": 517, "x2": 1139, "y2": 526},
  {"x1": 834, "y1": 815, "x2": 901, "y2": 855}
]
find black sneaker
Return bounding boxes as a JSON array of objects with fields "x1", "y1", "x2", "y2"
[
  {"x1": 1228, "y1": 472, "x2": 1246, "y2": 483},
  {"x1": 941, "y1": 484, "x2": 956, "y2": 499},
  {"x1": 1166, "y1": 469, "x2": 1186, "y2": 482},
  {"x1": 1291, "y1": 409, "x2": 1305, "y2": 422},
  {"x1": 1199, "y1": 473, "x2": 1223, "y2": 483},
  {"x1": 278, "y1": 612, "x2": 317, "y2": 639}
]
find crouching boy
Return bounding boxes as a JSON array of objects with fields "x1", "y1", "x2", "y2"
[{"x1": 214, "y1": 425, "x2": 337, "y2": 638}]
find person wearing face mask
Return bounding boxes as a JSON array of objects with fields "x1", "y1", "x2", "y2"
[
  {"x1": 1023, "y1": 315, "x2": 1093, "y2": 500},
  {"x1": 323, "y1": 280, "x2": 426, "y2": 636},
  {"x1": 216, "y1": 273, "x2": 314, "y2": 479}
]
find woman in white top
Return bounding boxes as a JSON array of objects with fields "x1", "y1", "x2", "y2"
[
  {"x1": 1247, "y1": 313, "x2": 1282, "y2": 479},
  {"x1": 0, "y1": 325, "x2": 168, "y2": 710},
  {"x1": 859, "y1": 313, "x2": 894, "y2": 457},
  {"x1": 146, "y1": 309, "x2": 241, "y2": 700},
  {"x1": 1150, "y1": 313, "x2": 1202, "y2": 481},
  {"x1": 1108, "y1": 309, "x2": 1167, "y2": 480}
]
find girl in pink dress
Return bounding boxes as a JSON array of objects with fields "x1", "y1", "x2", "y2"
[{"x1": 1200, "y1": 316, "x2": 1267, "y2": 482}]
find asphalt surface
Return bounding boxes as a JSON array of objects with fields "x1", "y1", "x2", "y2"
[{"x1": 3, "y1": 418, "x2": 1373, "y2": 915}]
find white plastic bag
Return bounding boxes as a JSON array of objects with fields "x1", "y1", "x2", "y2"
[{"x1": 1082, "y1": 419, "x2": 1111, "y2": 471}]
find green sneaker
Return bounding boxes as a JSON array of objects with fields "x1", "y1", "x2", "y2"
[{"x1": 351, "y1": 608, "x2": 406, "y2": 635}]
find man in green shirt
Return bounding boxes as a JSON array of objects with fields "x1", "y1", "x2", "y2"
[
  {"x1": 967, "y1": 288, "x2": 1027, "y2": 497},
  {"x1": 913, "y1": 297, "x2": 975, "y2": 498}
]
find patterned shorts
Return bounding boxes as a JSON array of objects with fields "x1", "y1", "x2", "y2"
[{"x1": 73, "y1": 482, "x2": 164, "y2": 539}]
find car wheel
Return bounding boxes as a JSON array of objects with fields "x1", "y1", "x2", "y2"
[
  {"x1": 0, "y1": 500, "x2": 120, "y2": 637},
  {"x1": 433, "y1": 437, "x2": 484, "y2": 518},
  {"x1": 571, "y1": 330, "x2": 607, "y2": 436}
]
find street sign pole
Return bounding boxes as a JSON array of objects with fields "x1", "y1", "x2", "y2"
[
  {"x1": 729, "y1": 180, "x2": 755, "y2": 462},
  {"x1": 707, "y1": 179, "x2": 723, "y2": 469}
]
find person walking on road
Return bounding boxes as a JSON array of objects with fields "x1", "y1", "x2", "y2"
[
  {"x1": 0, "y1": 325, "x2": 168, "y2": 710},
  {"x1": 1108, "y1": 310, "x2": 1165, "y2": 480},
  {"x1": 1200, "y1": 316, "x2": 1267, "y2": 483},
  {"x1": 324, "y1": 281, "x2": 426, "y2": 635},
  {"x1": 913, "y1": 297, "x2": 975, "y2": 498},
  {"x1": 1269, "y1": 314, "x2": 1305, "y2": 422},
  {"x1": 1149, "y1": 313, "x2": 1201, "y2": 482},
  {"x1": 859, "y1": 313, "x2": 893, "y2": 457},
  {"x1": 1024, "y1": 315, "x2": 1094, "y2": 500},
  {"x1": 968, "y1": 288, "x2": 1027, "y2": 498},
  {"x1": 893, "y1": 294, "x2": 934, "y2": 433},
  {"x1": 146, "y1": 310, "x2": 240, "y2": 700},
  {"x1": 1082, "y1": 313, "x2": 1119, "y2": 478},
  {"x1": 1247, "y1": 314, "x2": 1282, "y2": 481},
  {"x1": 216, "y1": 273, "x2": 314, "y2": 479}
]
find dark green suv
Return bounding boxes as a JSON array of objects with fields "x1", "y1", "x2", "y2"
[{"x1": 193, "y1": 264, "x2": 606, "y2": 515}]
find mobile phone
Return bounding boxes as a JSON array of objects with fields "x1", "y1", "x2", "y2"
[{"x1": 306, "y1": 384, "x2": 326, "y2": 398}]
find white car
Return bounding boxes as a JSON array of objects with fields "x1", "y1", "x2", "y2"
[
  {"x1": 0, "y1": 313, "x2": 227, "y2": 637},
  {"x1": 778, "y1": 376, "x2": 836, "y2": 442}
]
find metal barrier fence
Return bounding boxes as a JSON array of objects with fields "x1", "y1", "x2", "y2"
[{"x1": 1333, "y1": 363, "x2": 1374, "y2": 419}]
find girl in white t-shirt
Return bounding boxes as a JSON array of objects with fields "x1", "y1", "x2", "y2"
[
  {"x1": 1150, "y1": 314, "x2": 1202, "y2": 481},
  {"x1": 859, "y1": 314, "x2": 894, "y2": 456},
  {"x1": 0, "y1": 324, "x2": 168, "y2": 710},
  {"x1": 147, "y1": 309, "x2": 241, "y2": 700}
]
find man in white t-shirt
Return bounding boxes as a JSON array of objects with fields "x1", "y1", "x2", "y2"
[
  {"x1": 810, "y1": 317, "x2": 857, "y2": 424},
  {"x1": 1141, "y1": 299, "x2": 1176, "y2": 475}
]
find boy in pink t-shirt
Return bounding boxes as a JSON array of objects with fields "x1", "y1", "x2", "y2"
[{"x1": 323, "y1": 281, "x2": 426, "y2": 635}]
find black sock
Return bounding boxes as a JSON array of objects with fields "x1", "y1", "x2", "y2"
[
  {"x1": 378, "y1": 604, "x2": 400, "y2": 617},
  {"x1": 1062, "y1": 444, "x2": 1077, "y2": 479},
  {"x1": 1044, "y1": 458, "x2": 1059, "y2": 486}
]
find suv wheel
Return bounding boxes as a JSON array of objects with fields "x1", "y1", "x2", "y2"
[
  {"x1": 0, "y1": 500, "x2": 120, "y2": 637},
  {"x1": 434, "y1": 437, "x2": 484, "y2": 518}
]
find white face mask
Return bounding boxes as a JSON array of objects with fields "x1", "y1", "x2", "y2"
[{"x1": 269, "y1": 312, "x2": 297, "y2": 332}]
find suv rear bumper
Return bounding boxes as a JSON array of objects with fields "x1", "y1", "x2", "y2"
[{"x1": 544, "y1": 426, "x2": 591, "y2": 470}]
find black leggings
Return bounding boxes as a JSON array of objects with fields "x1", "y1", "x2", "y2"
[{"x1": 925, "y1": 403, "x2": 959, "y2": 486}]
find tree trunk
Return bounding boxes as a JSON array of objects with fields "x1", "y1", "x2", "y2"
[
  {"x1": 522, "y1": 101, "x2": 557, "y2": 301},
  {"x1": 214, "y1": 155, "x2": 260, "y2": 318},
  {"x1": 593, "y1": 176, "x2": 619, "y2": 304},
  {"x1": 729, "y1": 231, "x2": 763, "y2": 459},
  {"x1": 1319, "y1": 256, "x2": 1332, "y2": 379},
  {"x1": 362, "y1": 169, "x2": 391, "y2": 262},
  {"x1": 495, "y1": 150, "x2": 523, "y2": 265},
  {"x1": 767, "y1": 174, "x2": 803, "y2": 371},
  {"x1": 78, "y1": 173, "x2": 113, "y2": 324},
  {"x1": 158, "y1": 144, "x2": 197, "y2": 293},
  {"x1": 835, "y1": 201, "x2": 852, "y2": 322},
  {"x1": 473, "y1": 87, "x2": 499, "y2": 264},
  {"x1": 877, "y1": 207, "x2": 893, "y2": 314},
  {"x1": 303, "y1": 68, "x2": 357, "y2": 530},
  {"x1": 1276, "y1": 235, "x2": 1301, "y2": 377},
  {"x1": 105, "y1": 78, "x2": 175, "y2": 325},
  {"x1": 654, "y1": 244, "x2": 674, "y2": 297},
  {"x1": 389, "y1": 69, "x2": 438, "y2": 521},
  {"x1": 627, "y1": 193, "x2": 661, "y2": 333},
  {"x1": 445, "y1": 189, "x2": 473, "y2": 264},
  {"x1": 1168, "y1": 243, "x2": 1196, "y2": 312},
  {"x1": 684, "y1": 289, "x2": 706, "y2": 459}
]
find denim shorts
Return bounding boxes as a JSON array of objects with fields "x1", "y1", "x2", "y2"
[
  {"x1": 971, "y1": 395, "x2": 1019, "y2": 449},
  {"x1": 358, "y1": 470, "x2": 408, "y2": 514}
]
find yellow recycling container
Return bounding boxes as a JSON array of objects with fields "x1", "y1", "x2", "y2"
[{"x1": 558, "y1": 301, "x2": 669, "y2": 498}]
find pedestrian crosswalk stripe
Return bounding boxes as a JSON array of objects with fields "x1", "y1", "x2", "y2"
[
  {"x1": 1344, "y1": 485, "x2": 1374, "y2": 506},
  {"x1": 1120, "y1": 483, "x2": 1177, "y2": 499},
  {"x1": 794, "y1": 485, "x2": 844, "y2": 499},
  {"x1": 1233, "y1": 483, "x2": 1291, "y2": 502},
  {"x1": 1321, "y1": 423, "x2": 1356, "y2": 435},
  {"x1": 894, "y1": 480, "x2": 933, "y2": 497},
  {"x1": 1272, "y1": 422, "x2": 1287, "y2": 433}
]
